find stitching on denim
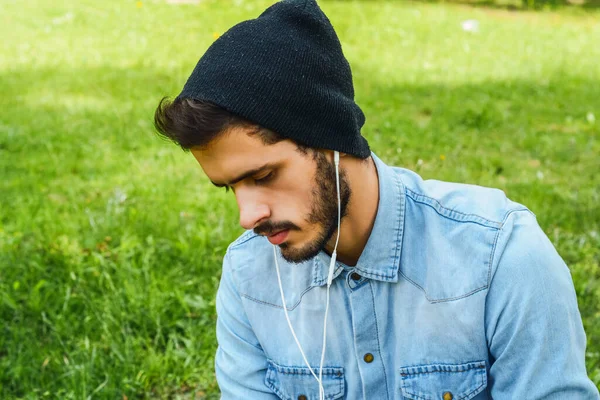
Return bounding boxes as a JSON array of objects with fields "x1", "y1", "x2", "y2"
[
  {"x1": 401, "y1": 373, "x2": 485, "y2": 400},
  {"x1": 400, "y1": 361, "x2": 485, "y2": 373},
  {"x1": 487, "y1": 208, "x2": 530, "y2": 287},
  {"x1": 266, "y1": 360, "x2": 344, "y2": 399},
  {"x1": 398, "y1": 270, "x2": 487, "y2": 303},
  {"x1": 241, "y1": 285, "x2": 316, "y2": 310},
  {"x1": 265, "y1": 365, "x2": 285, "y2": 399},
  {"x1": 393, "y1": 173, "x2": 406, "y2": 278},
  {"x1": 398, "y1": 270, "x2": 427, "y2": 297},
  {"x1": 265, "y1": 371, "x2": 287, "y2": 400},
  {"x1": 405, "y1": 188, "x2": 503, "y2": 228},
  {"x1": 401, "y1": 367, "x2": 483, "y2": 376},
  {"x1": 330, "y1": 267, "x2": 396, "y2": 283},
  {"x1": 359, "y1": 270, "x2": 394, "y2": 280},
  {"x1": 429, "y1": 285, "x2": 488, "y2": 303},
  {"x1": 487, "y1": 219, "x2": 504, "y2": 288},
  {"x1": 269, "y1": 368, "x2": 343, "y2": 376},
  {"x1": 369, "y1": 281, "x2": 390, "y2": 398},
  {"x1": 400, "y1": 361, "x2": 487, "y2": 400},
  {"x1": 459, "y1": 374, "x2": 486, "y2": 400},
  {"x1": 312, "y1": 257, "x2": 325, "y2": 286},
  {"x1": 399, "y1": 361, "x2": 486, "y2": 374},
  {"x1": 313, "y1": 263, "x2": 344, "y2": 286}
]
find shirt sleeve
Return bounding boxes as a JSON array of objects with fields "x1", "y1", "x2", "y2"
[
  {"x1": 485, "y1": 210, "x2": 599, "y2": 399},
  {"x1": 215, "y1": 251, "x2": 278, "y2": 399}
]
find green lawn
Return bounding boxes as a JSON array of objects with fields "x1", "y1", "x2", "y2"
[{"x1": 1, "y1": 0, "x2": 599, "y2": 398}]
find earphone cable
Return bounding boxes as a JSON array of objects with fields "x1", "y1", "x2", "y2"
[
  {"x1": 319, "y1": 151, "x2": 341, "y2": 398},
  {"x1": 273, "y1": 245, "x2": 324, "y2": 397}
]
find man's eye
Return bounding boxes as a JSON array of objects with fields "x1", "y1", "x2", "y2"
[{"x1": 254, "y1": 171, "x2": 274, "y2": 185}]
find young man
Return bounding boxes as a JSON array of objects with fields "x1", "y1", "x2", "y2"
[{"x1": 154, "y1": 0, "x2": 599, "y2": 398}]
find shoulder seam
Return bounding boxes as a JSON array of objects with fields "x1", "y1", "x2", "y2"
[{"x1": 486, "y1": 208, "x2": 532, "y2": 287}]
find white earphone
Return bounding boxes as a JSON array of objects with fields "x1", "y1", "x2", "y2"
[{"x1": 273, "y1": 150, "x2": 341, "y2": 400}]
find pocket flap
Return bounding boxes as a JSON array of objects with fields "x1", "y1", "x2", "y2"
[
  {"x1": 399, "y1": 360, "x2": 487, "y2": 400},
  {"x1": 265, "y1": 360, "x2": 345, "y2": 400}
]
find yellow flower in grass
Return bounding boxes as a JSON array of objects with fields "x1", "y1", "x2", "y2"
[{"x1": 136, "y1": 1, "x2": 143, "y2": 8}]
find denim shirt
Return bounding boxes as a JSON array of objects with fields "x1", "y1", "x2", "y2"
[{"x1": 215, "y1": 153, "x2": 599, "y2": 399}]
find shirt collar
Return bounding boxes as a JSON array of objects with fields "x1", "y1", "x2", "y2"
[{"x1": 312, "y1": 152, "x2": 406, "y2": 286}]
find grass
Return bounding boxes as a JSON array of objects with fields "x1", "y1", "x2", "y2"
[{"x1": 0, "y1": 0, "x2": 599, "y2": 397}]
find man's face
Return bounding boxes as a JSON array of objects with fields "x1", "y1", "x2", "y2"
[{"x1": 191, "y1": 126, "x2": 350, "y2": 263}]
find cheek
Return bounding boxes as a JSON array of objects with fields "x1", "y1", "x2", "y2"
[
  {"x1": 270, "y1": 156, "x2": 318, "y2": 224},
  {"x1": 271, "y1": 180, "x2": 314, "y2": 222}
]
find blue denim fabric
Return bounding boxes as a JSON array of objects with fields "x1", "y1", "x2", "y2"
[{"x1": 215, "y1": 153, "x2": 599, "y2": 399}]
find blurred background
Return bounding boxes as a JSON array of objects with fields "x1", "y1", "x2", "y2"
[{"x1": 1, "y1": 0, "x2": 599, "y2": 398}]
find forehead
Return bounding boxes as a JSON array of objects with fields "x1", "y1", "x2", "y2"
[{"x1": 190, "y1": 126, "x2": 296, "y2": 182}]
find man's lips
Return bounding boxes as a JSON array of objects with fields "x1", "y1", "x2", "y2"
[{"x1": 267, "y1": 229, "x2": 289, "y2": 245}]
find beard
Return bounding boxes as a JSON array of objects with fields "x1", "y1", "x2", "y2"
[{"x1": 254, "y1": 151, "x2": 351, "y2": 264}]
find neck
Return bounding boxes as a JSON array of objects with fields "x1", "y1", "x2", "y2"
[{"x1": 324, "y1": 156, "x2": 380, "y2": 266}]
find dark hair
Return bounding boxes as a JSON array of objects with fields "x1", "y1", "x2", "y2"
[{"x1": 154, "y1": 97, "x2": 286, "y2": 151}]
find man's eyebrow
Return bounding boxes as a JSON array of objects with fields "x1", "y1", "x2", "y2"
[{"x1": 210, "y1": 163, "x2": 276, "y2": 187}]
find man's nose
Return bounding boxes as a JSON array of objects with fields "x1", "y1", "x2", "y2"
[{"x1": 236, "y1": 190, "x2": 270, "y2": 230}]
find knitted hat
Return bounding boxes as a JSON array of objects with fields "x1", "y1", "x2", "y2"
[{"x1": 177, "y1": 0, "x2": 370, "y2": 158}]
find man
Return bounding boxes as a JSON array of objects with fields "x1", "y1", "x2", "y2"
[{"x1": 154, "y1": 0, "x2": 599, "y2": 398}]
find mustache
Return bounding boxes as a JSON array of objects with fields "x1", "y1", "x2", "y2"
[{"x1": 254, "y1": 220, "x2": 299, "y2": 236}]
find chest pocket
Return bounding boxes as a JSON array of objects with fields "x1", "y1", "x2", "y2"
[
  {"x1": 399, "y1": 361, "x2": 487, "y2": 400},
  {"x1": 265, "y1": 360, "x2": 345, "y2": 400}
]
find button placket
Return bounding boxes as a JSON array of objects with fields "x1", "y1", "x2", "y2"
[{"x1": 347, "y1": 279, "x2": 389, "y2": 396}]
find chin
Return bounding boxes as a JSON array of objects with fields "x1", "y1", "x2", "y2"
[
  {"x1": 279, "y1": 248, "x2": 320, "y2": 264},
  {"x1": 279, "y1": 235, "x2": 326, "y2": 264}
]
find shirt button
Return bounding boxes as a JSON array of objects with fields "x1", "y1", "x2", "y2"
[
  {"x1": 363, "y1": 353, "x2": 374, "y2": 363},
  {"x1": 443, "y1": 392, "x2": 453, "y2": 400},
  {"x1": 298, "y1": 395, "x2": 307, "y2": 400},
  {"x1": 350, "y1": 272, "x2": 361, "y2": 281}
]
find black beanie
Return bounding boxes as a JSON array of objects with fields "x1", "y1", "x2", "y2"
[{"x1": 177, "y1": 0, "x2": 370, "y2": 158}]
